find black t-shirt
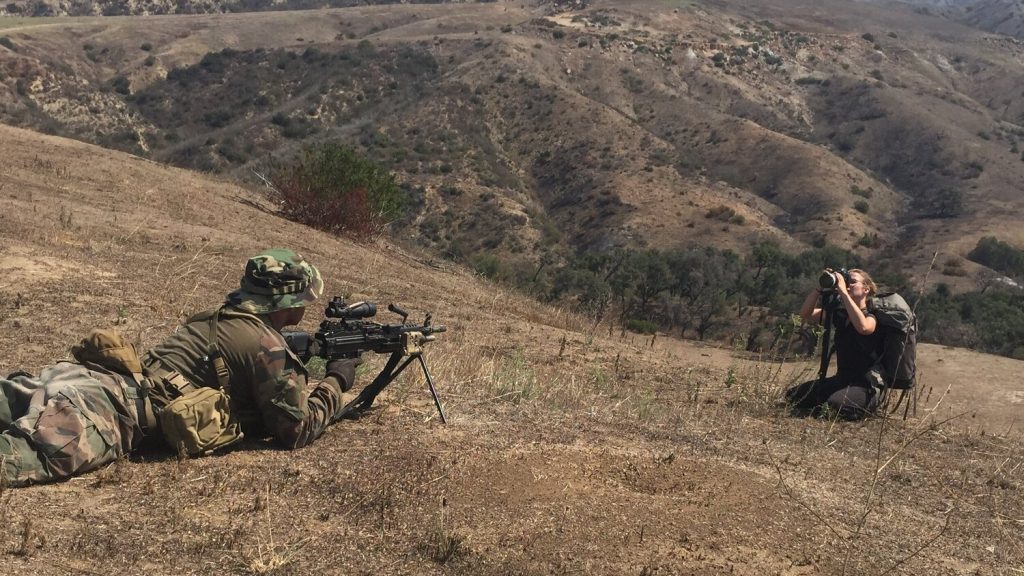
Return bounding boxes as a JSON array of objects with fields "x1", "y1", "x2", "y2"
[{"x1": 832, "y1": 309, "x2": 884, "y2": 386}]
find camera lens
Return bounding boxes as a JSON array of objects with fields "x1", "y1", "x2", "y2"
[{"x1": 818, "y1": 271, "x2": 837, "y2": 291}]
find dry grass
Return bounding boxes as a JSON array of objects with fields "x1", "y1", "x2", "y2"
[{"x1": 0, "y1": 124, "x2": 1021, "y2": 575}]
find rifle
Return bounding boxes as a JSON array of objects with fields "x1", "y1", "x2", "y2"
[{"x1": 282, "y1": 297, "x2": 448, "y2": 423}]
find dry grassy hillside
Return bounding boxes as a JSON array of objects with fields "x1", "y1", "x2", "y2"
[
  {"x1": 1, "y1": 124, "x2": 1022, "y2": 574},
  {"x1": 900, "y1": 0, "x2": 1024, "y2": 39},
  {"x1": 2, "y1": 0, "x2": 1024, "y2": 291}
]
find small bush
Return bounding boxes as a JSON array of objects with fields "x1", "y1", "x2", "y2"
[
  {"x1": 918, "y1": 187, "x2": 963, "y2": 218},
  {"x1": 705, "y1": 204, "x2": 737, "y2": 221},
  {"x1": 854, "y1": 200, "x2": 870, "y2": 214},
  {"x1": 0, "y1": 37, "x2": 14, "y2": 51},
  {"x1": 942, "y1": 257, "x2": 968, "y2": 277},
  {"x1": 626, "y1": 318, "x2": 658, "y2": 335},
  {"x1": 201, "y1": 109, "x2": 233, "y2": 128},
  {"x1": 270, "y1": 143, "x2": 409, "y2": 240},
  {"x1": 968, "y1": 236, "x2": 1024, "y2": 280},
  {"x1": 140, "y1": 42, "x2": 153, "y2": 51},
  {"x1": 856, "y1": 233, "x2": 880, "y2": 248},
  {"x1": 850, "y1": 185, "x2": 872, "y2": 198},
  {"x1": 110, "y1": 75, "x2": 131, "y2": 95},
  {"x1": 281, "y1": 118, "x2": 315, "y2": 139},
  {"x1": 471, "y1": 253, "x2": 502, "y2": 279}
]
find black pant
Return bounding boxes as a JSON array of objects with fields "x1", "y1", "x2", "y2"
[{"x1": 785, "y1": 376, "x2": 877, "y2": 420}]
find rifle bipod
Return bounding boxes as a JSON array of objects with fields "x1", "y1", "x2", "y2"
[{"x1": 339, "y1": 349, "x2": 448, "y2": 423}]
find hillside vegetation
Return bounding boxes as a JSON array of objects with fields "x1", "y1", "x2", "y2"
[
  {"x1": 1, "y1": 0, "x2": 1024, "y2": 291},
  {"x1": 1, "y1": 122, "x2": 1023, "y2": 576}
]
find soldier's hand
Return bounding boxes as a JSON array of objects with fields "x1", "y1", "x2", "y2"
[{"x1": 326, "y1": 358, "x2": 361, "y2": 392}]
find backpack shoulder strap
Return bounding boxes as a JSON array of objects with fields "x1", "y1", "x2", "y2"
[{"x1": 207, "y1": 307, "x2": 231, "y2": 394}]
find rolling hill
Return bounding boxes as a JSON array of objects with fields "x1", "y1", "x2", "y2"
[{"x1": 1, "y1": 0, "x2": 1024, "y2": 294}]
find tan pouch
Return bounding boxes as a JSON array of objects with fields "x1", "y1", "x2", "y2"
[{"x1": 158, "y1": 387, "x2": 243, "y2": 456}]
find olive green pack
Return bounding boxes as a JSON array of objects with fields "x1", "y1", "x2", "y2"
[
  {"x1": 154, "y1": 307, "x2": 244, "y2": 456},
  {"x1": 158, "y1": 387, "x2": 242, "y2": 455}
]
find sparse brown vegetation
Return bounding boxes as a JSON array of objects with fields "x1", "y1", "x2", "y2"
[
  {"x1": 0, "y1": 0, "x2": 1020, "y2": 290},
  {"x1": 0, "y1": 123, "x2": 1022, "y2": 575}
]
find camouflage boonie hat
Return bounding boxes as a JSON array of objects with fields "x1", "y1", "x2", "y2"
[{"x1": 225, "y1": 249, "x2": 324, "y2": 315}]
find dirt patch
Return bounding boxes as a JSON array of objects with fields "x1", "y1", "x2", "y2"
[{"x1": 0, "y1": 248, "x2": 116, "y2": 286}]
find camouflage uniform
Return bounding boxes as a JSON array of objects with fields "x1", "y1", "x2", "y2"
[
  {"x1": 0, "y1": 249, "x2": 354, "y2": 486},
  {"x1": 143, "y1": 306, "x2": 348, "y2": 448},
  {"x1": 0, "y1": 364, "x2": 143, "y2": 486}
]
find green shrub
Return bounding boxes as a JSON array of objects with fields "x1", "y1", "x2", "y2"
[
  {"x1": 968, "y1": 237, "x2": 1024, "y2": 280},
  {"x1": 110, "y1": 75, "x2": 131, "y2": 95},
  {"x1": 0, "y1": 37, "x2": 14, "y2": 51},
  {"x1": 920, "y1": 188, "x2": 963, "y2": 218},
  {"x1": 626, "y1": 318, "x2": 658, "y2": 335},
  {"x1": 270, "y1": 143, "x2": 410, "y2": 239},
  {"x1": 850, "y1": 185, "x2": 872, "y2": 198},
  {"x1": 854, "y1": 199, "x2": 869, "y2": 214},
  {"x1": 705, "y1": 204, "x2": 737, "y2": 221},
  {"x1": 856, "y1": 233, "x2": 880, "y2": 248},
  {"x1": 918, "y1": 287, "x2": 1024, "y2": 360},
  {"x1": 471, "y1": 253, "x2": 502, "y2": 279}
]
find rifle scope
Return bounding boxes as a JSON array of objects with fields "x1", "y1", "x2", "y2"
[{"x1": 325, "y1": 298, "x2": 377, "y2": 320}]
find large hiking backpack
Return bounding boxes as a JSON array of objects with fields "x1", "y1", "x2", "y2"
[{"x1": 867, "y1": 292, "x2": 917, "y2": 390}]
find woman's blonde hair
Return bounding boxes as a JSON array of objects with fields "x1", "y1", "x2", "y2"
[{"x1": 848, "y1": 268, "x2": 877, "y2": 297}]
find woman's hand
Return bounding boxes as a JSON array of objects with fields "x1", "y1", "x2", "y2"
[{"x1": 832, "y1": 271, "x2": 848, "y2": 295}]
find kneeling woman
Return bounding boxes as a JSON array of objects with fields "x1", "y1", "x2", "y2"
[{"x1": 785, "y1": 268, "x2": 884, "y2": 420}]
